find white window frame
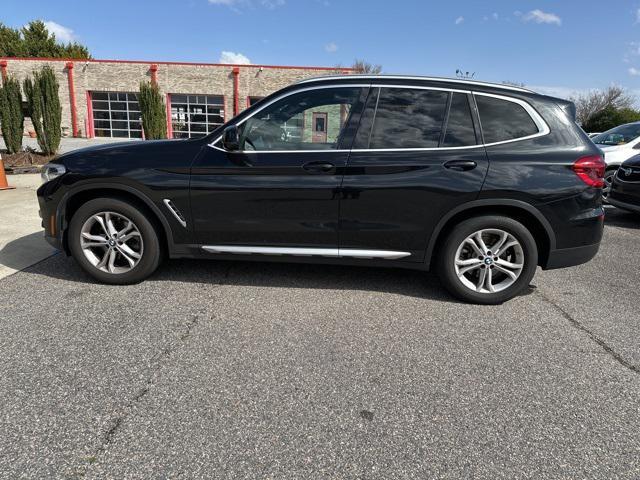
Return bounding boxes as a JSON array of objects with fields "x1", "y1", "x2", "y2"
[
  {"x1": 209, "y1": 84, "x2": 550, "y2": 153},
  {"x1": 91, "y1": 91, "x2": 142, "y2": 139},
  {"x1": 170, "y1": 94, "x2": 225, "y2": 139}
]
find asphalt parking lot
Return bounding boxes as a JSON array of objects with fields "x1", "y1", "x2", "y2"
[{"x1": 0, "y1": 207, "x2": 639, "y2": 479}]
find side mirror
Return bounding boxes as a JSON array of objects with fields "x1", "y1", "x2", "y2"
[{"x1": 222, "y1": 125, "x2": 240, "y2": 151}]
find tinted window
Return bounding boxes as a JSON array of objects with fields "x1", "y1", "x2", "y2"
[
  {"x1": 237, "y1": 87, "x2": 360, "y2": 151},
  {"x1": 592, "y1": 124, "x2": 640, "y2": 146},
  {"x1": 369, "y1": 88, "x2": 449, "y2": 149},
  {"x1": 476, "y1": 95, "x2": 539, "y2": 144},
  {"x1": 443, "y1": 93, "x2": 476, "y2": 147}
]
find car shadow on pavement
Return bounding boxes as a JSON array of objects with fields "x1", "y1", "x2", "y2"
[
  {"x1": 3, "y1": 233, "x2": 538, "y2": 303},
  {"x1": 604, "y1": 206, "x2": 640, "y2": 229},
  {"x1": 0, "y1": 231, "x2": 57, "y2": 278}
]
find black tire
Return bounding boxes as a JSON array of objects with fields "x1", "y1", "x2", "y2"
[
  {"x1": 436, "y1": 215, "x2": 538, "y2": 305},
  {"x1": 68, "y1": 197, "x2": 162, "y2": 284}
]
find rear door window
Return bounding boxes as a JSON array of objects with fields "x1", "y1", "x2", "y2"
[
  {"x1": 475, "y1": 94, "x2": 540, "y2": 144},
  {"x1": 368, "y1": 88, "x2": 449, "y2": 149},
  {"x1": 442, "y1": 93, "x2": 477, "y2": 147}
]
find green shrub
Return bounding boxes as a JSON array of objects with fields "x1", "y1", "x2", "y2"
[
  {"x1": 0, "y1": 76, "x2": 24, "y2": 153},
  {"x1": 138, "y1": 81, "x2": 167, "y2": 140},
  {"x1": 583, "y1": 106, "x2": 640, "y2": 133},
  {"x1": 23, "y1": 65, "x2": 61, "y2": 155}
]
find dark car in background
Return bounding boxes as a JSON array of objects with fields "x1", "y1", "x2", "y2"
[
  {"x1": 608, "y1": 154, "x2": 640, "y2": 214},
  {"x1": 37, "y1": 75, "x2": 605, "y2": 304}
]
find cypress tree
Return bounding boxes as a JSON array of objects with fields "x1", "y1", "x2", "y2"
[
  {"x1": 138, "y1": 81, "x2": 167, "y2": 140},
  {"x1": 23, "y1": 65, "x2": 61, "y2": 155},
  {"x1": 0, "y1": 76, "x2": 25, "y2": 154}
]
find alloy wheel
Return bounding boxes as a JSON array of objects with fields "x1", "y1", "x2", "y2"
[
  {"x1": 454, "y1": 228, "x2": 524, "y2": 294},
  {"x1": 80, "y1": 211, "x2": 144, "y2": 274}
]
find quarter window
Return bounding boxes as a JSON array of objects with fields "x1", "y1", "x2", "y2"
[
  {"x1": 238, "y1": 87, "x2": 361, "y2": 151},
  {"x1": 475, "y1": 95, "x2": 540, "y2": 144},
  {"x1": 368, "y1": 88, "x2": 449, "y2": 149},
  {"x1": 442, "y1": 93, "x2": 477, "y2": 147}
]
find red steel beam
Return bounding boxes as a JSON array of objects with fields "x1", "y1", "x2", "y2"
[{"x1": 65, "y1": 62, "x2": 79, "y2": 137}]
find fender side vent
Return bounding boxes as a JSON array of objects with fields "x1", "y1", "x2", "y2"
[{"x1": 163, "y1": 199, "x2": 187, "y2": 228}]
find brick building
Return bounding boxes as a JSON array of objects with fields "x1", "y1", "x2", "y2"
[{"x1": 0, "y1": 57, "x2": 351, "y2": 139}]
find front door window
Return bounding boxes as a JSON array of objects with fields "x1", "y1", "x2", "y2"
[{"x1": 236, "y1": 87, "x2": 362, "y2": 151}]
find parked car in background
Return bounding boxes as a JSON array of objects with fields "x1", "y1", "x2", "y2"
[
  {"x1": 590, "y1": 122, "x2": 640, "y2": 198},
  {"x1": 588, "y1": 132, "x2": 601, "y2": 138},
  {"x1": 607, "y1": 154, "x2": 640, "y2": 214},
  {"x1": 38, "y1": 75, "x2": 605, "y2": 304}
]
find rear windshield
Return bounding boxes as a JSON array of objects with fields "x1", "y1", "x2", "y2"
[{"x1": 592, "y1": 124, "x2": 640, "y2": 146}]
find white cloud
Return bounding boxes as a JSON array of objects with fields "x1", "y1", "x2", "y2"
[
  {"x1": 521, "y1": 9, "x2": 562, "y2": 26},
  {"x1": 529, "y1": 85, "x2": 593, "y2": 100},
  {"x1": 636, "y1": 8, "x2": 640, "y2": 23},
  {"x1": 219, "y1": 51, "x2": 252, "y2": 64},
  {"x1": 324, "y1": 42, "x2": 338, "y2": 53},
  {"x1": 492, "y1": 12, "x2": 499, "y2": 20},
  {"x1": 455, "y1": 16, "x2": 464, "y2": 25},
  {"x1": 43, "y1": 20, "x2": 76, "y2": 43},
  {"x1": 629, "y1": 67, "x2": 640, "y2": 76},
  {"x1": 208, "y1": 0, "x2": 284, "y2": 8}
]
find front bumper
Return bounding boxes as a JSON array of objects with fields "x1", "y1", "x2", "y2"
[{"x1": 37, "y1": 179, "x2": 66, "y2": 253}]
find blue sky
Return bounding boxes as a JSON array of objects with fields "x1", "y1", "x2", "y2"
[{"x1": 3, "y1": 0, "x2": 640, "y2": 98}]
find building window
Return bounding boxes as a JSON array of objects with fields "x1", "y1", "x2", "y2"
[
  {"x1": 91, "y1": 92, "x2": 142, "y2": 139},
  {"x1": 247, "y1": 96, "x2": 265, "y2": 107},
  {"x1": 170, "y1": 94, "x2": 224, "y2": 139}
]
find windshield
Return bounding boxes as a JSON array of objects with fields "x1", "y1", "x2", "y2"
[{"x1": 592, "y1": 124, "x2": 640, "y2": 146}]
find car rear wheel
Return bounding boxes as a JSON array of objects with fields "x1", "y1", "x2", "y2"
[
  {"x1": 436, "y1": 215, "x2": 538, "y2": 304},
  {"x1": 68, "y1": 198, "x2": 162, "y2": 284}
]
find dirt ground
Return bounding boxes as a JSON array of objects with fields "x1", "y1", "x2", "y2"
[{"x1": 1, "y1": 150, "x2": 54, "y2": 174}]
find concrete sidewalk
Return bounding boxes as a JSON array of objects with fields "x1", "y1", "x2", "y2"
[{"x1": 0, "y1": 174, "x2": 57, "y2": 279}]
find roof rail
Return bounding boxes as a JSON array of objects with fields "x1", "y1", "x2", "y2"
[{"x1": 296, "y1": 74, "x2": 533, "y2": 93}]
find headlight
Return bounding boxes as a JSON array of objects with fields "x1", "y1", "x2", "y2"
[{"x1": 41, "y1": 163, "x2": 66, "y2": 183}]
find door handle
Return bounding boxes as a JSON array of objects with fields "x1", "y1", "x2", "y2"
[
  {"x1": 303, "y1": 161, "x2": 335, "y2": 173},
  {"x1": 443, "y1": 160, "x2": 477, "y2": 171}
]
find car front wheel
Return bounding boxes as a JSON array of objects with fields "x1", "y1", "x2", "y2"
[
  {"x1": 436, "y1": 215, "x2": 538, "y2": 304},
  {"x1": 602, "y1": 167, "x2": 617, "y2": 201},
  {"x1": 68, "y1": 198, "x2": 162, "y2": 284}
]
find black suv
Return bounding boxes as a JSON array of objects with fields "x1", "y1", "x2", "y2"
[{"x1": 38, "y1": 75, "x2": 605, "y2": 304}]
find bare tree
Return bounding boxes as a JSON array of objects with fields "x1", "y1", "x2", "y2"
[
  {"x1": 571, "y1": 86, "x2": 635, "y2": 126},
  {"x1": 352, "y1": 59, "x2": 382, "y2": 74}
]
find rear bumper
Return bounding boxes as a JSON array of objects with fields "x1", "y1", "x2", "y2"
[{"x1": 543, "y1": 242, "x2": 600, "y2": 270}]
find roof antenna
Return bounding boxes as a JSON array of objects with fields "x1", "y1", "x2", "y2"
[{"x1": 456, "y1": 69, "x2": 475, "y2": 79}]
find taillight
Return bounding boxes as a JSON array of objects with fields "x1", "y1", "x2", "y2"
[{"x1": 572, "y1": 155, "x2": 605, "y2": 188}]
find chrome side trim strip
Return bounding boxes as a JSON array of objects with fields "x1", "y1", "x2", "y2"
[
  {"x1": 201, "y1": 245, "x2": 411, "y2": 260},
  {"x1": 339, "y1": 249, "x2": 411, "y2": 259},
  {"x1": 163, "y1": 199, "x2": 187, "y2": 228}
]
